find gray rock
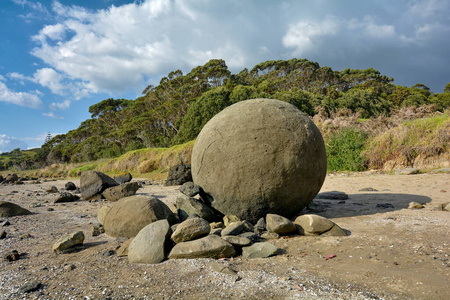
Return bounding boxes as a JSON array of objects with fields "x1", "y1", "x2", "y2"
[
  {"x1": 221, "y1": 221, "x2": 253, "y2": 236},
  {"x1": 176, "y1": 194, "x2": 215, "y2": 222},
  {"x1": 223, "y1": 215, "x2": 241, "y2": 227},
  {"x1": 92, "y1": 223, "x2": 105, "y2": 236},
  {"x1": 102, "y1": 182, "x2": 141, "y2": 202},
  {"x1": 238, "y1": 232, "x2": 261, "y2": 243},
  {"x1": 255, "y1": 217, "x2": 266, "y2": 233},
  {"x1": 171, "y1": 217, "x2": 210, "y2": 243},
  {"x1": 294, "y1": 214, "x2": 335, "y2": 235},
  {"x1": 320, "y1": 224, "x2": 347, "y2": 236},
  {"x1": 65, "y1": 181, "x2": 77, "y2": 190},
  {"x1": 191, "y1": 99, "x2": 327, "y2": 223},
  {"x1": 265, "y1": 214, "x2": 297, "y2": 235},
  {"x1": 169, "y1": 235, "x2": 236, "y2": 259},
  {"x1": 222, "y1": 235, "x2": 251, "y2": 246},
  {"x1": 113, "y1": 173, "x2": 133, "y2": 184},
  {"x1": 19, "y1": 281, "x2": 42, "y2": 293},
  {"x1": 52, "y1": 231, "x2": 85, "y2": 253},
  {"x1": 443, "y1": 202, "x2": 450, "y2": 211},
  {"x1": 46, "y1": 186, "x2": 58, "y2": 193},
  {"x1": 54, "y1": 192, "x2": 80, "y2": 203},
  {"x1": 260, "y1": 231, "x2": 280, "y2": 240},
  {"x1": 179, "y1": 181, "x2": 201, "y2": 197},
  {"x1": 128, "y1": 220, "x2": 172, "y2": 264},
  {"x1": 359, "y1": 187, "x2": 378, "y2": 192},
  {"x1": 103, "y1": 195, "x2": 176, "y2": 238},
  {"x1": 315, "y1": 191, "x2": 349, "y2": 200},
  {"x1": 396, "y1": 168, "x2": 420, "y2": 175},
  {"x1": 4, "y1": 174, "x2": 19, "y2": 183},
  {"x1": 408, "y1": 202, "x2": 424, "y2": 209},
  {"x1": 165, "y1": 164, "x2": 192, "y2": 186},
  {"x1": 431, "y1": 168, "x2": 450, "y2": 174},
  {"x1": 242, "y1": 242, "x2": 278, "y2": 259},
  {"x1": 80, "y1": 171, "x2": 119, "y2": 201},
  {"x1": 0, "y1": 201, "x2": 32, "y2": 217}
]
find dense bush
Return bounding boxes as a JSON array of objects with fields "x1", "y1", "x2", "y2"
[{"x1": 325, "y1": 127, "x2": 368, "y2": 171}]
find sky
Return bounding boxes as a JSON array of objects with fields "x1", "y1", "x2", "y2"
[{"x1": 0, "y1": 0, "x2": 449, "y2": 153}]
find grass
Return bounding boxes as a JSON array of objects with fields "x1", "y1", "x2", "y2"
[{"x1": 362, "y1": 113, "x2": 449, "y2": 169}]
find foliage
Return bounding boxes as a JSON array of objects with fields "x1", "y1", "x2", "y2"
[
  {"x1": 3, "y1": 60, "x2": 449, "y2": 172},
  {"x1": 325, "y1": 127, "x2": 369, "y2": 171}
]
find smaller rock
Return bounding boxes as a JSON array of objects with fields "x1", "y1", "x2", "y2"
[
  {"x1": 52, "y1": 231, "x2": 85, "y2": 253},
  {"x1": 408, "y1": 202, "x2": 424, "y2": 209},
  {"x1": 260, "y1": 231, "x2": 280, "y2": 240},
  {"x1": 46, "y1": 186, "x2": 58, "y2": 193},
  {"x1": 165, "y1": 164, "x2": 192, "y2": 186},
  {"x1": 63, "y1": 264, "x2": 76, "y2": 271},
  {"x1": 359, "y1": 187, "x2": 378, "y2": 191},
  {"x1": 223, "y1": 215, "x2": 241, "y2": 227},
  {"x1": 222, "y1": 235, "x2": 251, "y2": 246},
  {"x1": 315, "y1": 191, "x2": 348, "y2": 200},
  {"x1": 238, "y1": 232, "x2": 261, "y2": 243},
  {"x1": 171, "y1": 217, "x2": 210, "y2": 243},
  {"x1": 92, "y1": 223, "x2": 105, "y2": 236},
  {"x1": 265, "y1": 214, "x2": 297, "y2": 235},
  {"x1": 19, "y1": 281, "x2": 42, "y2": 293},
  {"x1": 65, "y1": 182, "x2": 77, "y2": 191},
  {"x1": 176, "y1": 194, "x2": 215, "y2": 222},
  {"x1": 294, "y1": 214, "x2": 335, "y2": 235},
  {"x1": 221, "y1": 221, "x2": 253, "y2": 236},
  {"x1": 101, "y1": 250, "x2": 116, "y2": 257},
  {"x1": 0, "y1": 201, "x2": 32, "y2": 217},
  {"x1": 169, "y1": 235, "x2": 236, "y2": 259},
  {"x1": 395, "y1": 168, "x2": 420, "y2": 175},
  {"x1": 255, "y1": 217, "x2": 266, "y2": 233},
  {"x1": 242, "y1": 242, "x2": 278, "y2": 259},
  {"x1": 443, "y1": 203, "x2": 450, "y2": 211},
  {"x1": 113, "y1": 173, "x2": 133, "y2": 184},
  {"x1": 29, "y1": 202, "x2": 42, "y2": 208},
  {"x1": 4, "y1": 250, "x2": 21, "y2": 261},
  {"x1": 102, "y1": 182, "x2": 141, "y2": 202},
  {"x1": 179, "y1": 182, "x2": 201, "y2": 197},
  {"x1": 210, "y1": 222, "x2": 224, "y2": 229},
  {"x1": 54, "y1": 192, "x2": 80, "y2": 203},
  {"x1": 320, "y1": 224, "x2": 347, "y2": 236},
  {"x1": 0, "y1": 230, "x2": 6, "y2": 239}
]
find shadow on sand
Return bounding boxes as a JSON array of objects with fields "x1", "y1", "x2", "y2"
[{"x1": 303, "y1": 192, "x2": 432, "y2": 219}]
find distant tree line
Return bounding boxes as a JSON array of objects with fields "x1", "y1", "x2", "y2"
[{"x1": 2, "y1": 58, "x2": 449, "y2": 170}]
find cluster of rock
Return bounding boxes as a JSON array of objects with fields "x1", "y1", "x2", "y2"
[
  {"x1": 94, "y1": 180, "x2": 347, "y2": 264},
  {"x1": 0, "y1": 174, "x2": 39, "y2": 185},
  {"x1": 80, "y1": 171, "x2": 139, "y2": 202}
]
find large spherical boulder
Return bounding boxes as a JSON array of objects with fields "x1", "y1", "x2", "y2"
[{"x1": 191, "y1": 98, "x2": 326, "y2": 223}]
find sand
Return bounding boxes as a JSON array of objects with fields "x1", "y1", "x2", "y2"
[{"x1": 0, "y1": 171, "x2": 449, "y2": 299}]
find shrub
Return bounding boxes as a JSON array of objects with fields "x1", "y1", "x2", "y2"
[{"x1": 325, "y1": 127, "x2": 368, "y2": 171}]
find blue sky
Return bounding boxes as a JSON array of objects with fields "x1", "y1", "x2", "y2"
[{"x1": 1, "y1": 0, "x2": 449, "y2": 152}]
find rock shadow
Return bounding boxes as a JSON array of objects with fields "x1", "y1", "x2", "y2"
[
  {"x1": 61, "y1": 240, "x2": 108, "y2": 254},
  {"x1": 303, "y1": 192, "x2": 432, "y2": 219}
]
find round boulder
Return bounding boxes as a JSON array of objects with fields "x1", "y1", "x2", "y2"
[
  {"x1": 103, "y1": 195, "x2": 177, "y2": 238},
  {"x1": 191, "y1": 99, "x2": 326, "y2": 222}
]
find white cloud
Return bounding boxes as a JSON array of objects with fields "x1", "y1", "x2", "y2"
[
  {"x1": 408, "y1": 0, "x2": 450, "y2": 19},
  {"x1": 0, "y1": 134, "x2": 29, "y2": 153},
  {"x1": 282, "y1": 17, "x2": 340, "y2": 56},
  {"x1": 357, "y1": 16, "x2": 396, "y2": 38},
  {"x1": 0, "y1": 81, "x2": 43, "y2": 108},
  {"x1": 43, "y1": 111, "x2": 64, "y2": 119},
  {"x1": 49, "y1": 100, "x2": 71, "y2": 110},
  {"x1": 33, "y1": 68, "x2": 66, "y2": 95}
]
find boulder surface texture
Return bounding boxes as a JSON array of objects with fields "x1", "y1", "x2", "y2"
[{"x1": 191, "y1": 99, "x2": 327, "y2": 222}]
